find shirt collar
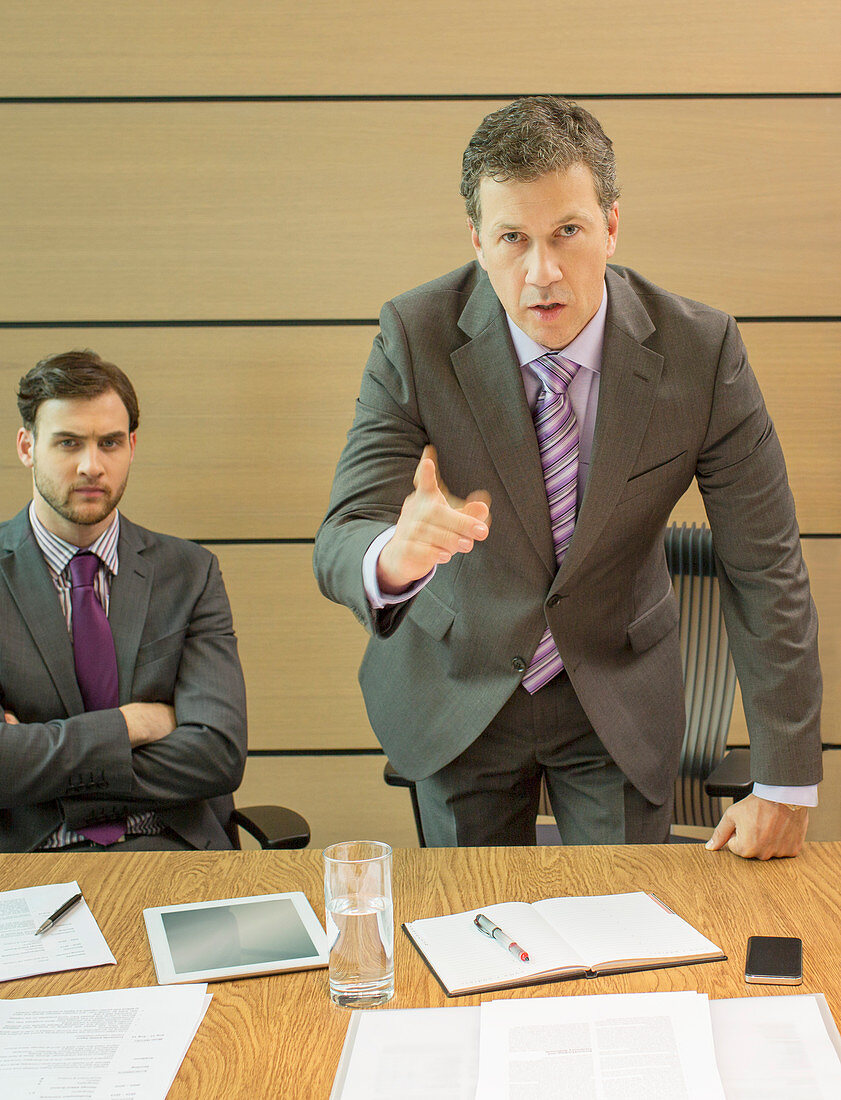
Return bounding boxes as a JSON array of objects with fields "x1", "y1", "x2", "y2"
[
  {"x1": 28, "y1": 501, "x2": 121, "y2": 577},
  {"x1": 505, "y1": 281, "x2": 608, "y2": 373}
]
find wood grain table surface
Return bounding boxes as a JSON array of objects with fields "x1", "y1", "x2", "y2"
[{"x1": 3, "y1": 842, "x2": 840, "y2": 1098}]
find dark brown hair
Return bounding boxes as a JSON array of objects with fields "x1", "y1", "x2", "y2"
[
  {"x1": 17, "y1": 350, "x2": 140, "y2": 433},
  {"x1": 461, "y1": 96, "x2": 620, "y2": 230}
]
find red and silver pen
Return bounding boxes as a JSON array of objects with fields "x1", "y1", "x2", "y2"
[{"x1": 474, "y1": 912, "x2": 530, "y2": 962}]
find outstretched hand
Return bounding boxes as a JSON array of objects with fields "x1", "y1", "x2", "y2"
[
  {"x1": 705, "y1": 793, "x2": 808, "y2": 859},
  {"x1": 377, "y1": 445, "x2": 491, "y2": 594}
]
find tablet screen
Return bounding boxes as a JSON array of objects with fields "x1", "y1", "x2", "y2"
[
  {"x1": 162, "y1": 898, "x2": 317, "y2": 974},
  {"x1": 144, "y1": 891, "x2": 329, "y2": 984}
]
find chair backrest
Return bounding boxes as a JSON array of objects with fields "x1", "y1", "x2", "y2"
[{"x1": 666, "y1": 522, "x2": 738, "y2": 828}]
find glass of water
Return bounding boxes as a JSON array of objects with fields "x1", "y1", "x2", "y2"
[{"x1": 323, "y1": 840, "x2": 394, "y2": 1007}]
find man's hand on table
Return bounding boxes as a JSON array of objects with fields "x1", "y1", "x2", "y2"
[{"x1": 706, "y1": 793, "x2": 808, "y2": 859}]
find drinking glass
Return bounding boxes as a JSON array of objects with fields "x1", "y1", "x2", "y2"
[{"x1": 323, "y1": 840, "x2": 394, "y2": 1007}]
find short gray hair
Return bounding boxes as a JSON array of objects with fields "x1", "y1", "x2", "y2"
[{"x1": 461, "y1": 96, "x2": 620, "y2": 229}]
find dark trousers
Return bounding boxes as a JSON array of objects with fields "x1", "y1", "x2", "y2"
[{"x1": 415, "y1": 673, "x2": 673, "y2": 847}]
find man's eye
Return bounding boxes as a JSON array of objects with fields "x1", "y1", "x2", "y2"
[
  {"x1": 560, "y1": 225, "x2": 579, "y2": 237},
  {"x1": 502, "y1": 232, "x2": 522, "y2": 244},
  {"x1": 58, "y1": 440, "x2": 78, "y2": 448}
]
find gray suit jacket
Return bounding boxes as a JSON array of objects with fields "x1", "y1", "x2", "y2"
[
  {"x1": 0, "y1": 509, "x2": 247, "y2": 851},
  {"x1": 314, "y1": 262, "x2": 822, "y2": 804}
]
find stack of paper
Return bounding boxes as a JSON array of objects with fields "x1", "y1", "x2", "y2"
[{"x1": 331, "y1": 992, "x2": 841, "y2": 1099}]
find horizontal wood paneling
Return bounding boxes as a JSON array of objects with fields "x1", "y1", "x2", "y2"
[
  {"x1": 214, "y1": 539, "x2": 839, "y2": 752},
  {"x1": 1, "y1": 100, "x2": 838, "y2": 320},
  {"x1": 3, "y1": 1, "x2": 838, "y2": 95},
  {"x1": 235, "y1": 754, "x2": 419, "y2": 851},
  {"x1": 215, "y1": 545, "x2": 375, "y2": 751},
  {"x1": 0, "y1": 323, "x2": 836, "y2": 538}
]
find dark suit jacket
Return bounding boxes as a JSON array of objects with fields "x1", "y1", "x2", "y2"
[
  {"x1": 313, "y1": 262, "x2": 822, "y2": 804},
  {"x1": 0, "y1": 509, "x2": 247, "y2": 851}
]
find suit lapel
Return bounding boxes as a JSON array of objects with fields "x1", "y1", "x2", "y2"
[
  {"x1": 0, "y1": 509, "x2": 83, "y2": 714},
  {"x1": 555, "y1": 268, "x2": 664, "y2": 587},
  {"x1": 452, "y1": 277, "x2": 556, "y2": 576},
  {"x1": 108, "y1": 517, "x2": 153, "y2": 705}
]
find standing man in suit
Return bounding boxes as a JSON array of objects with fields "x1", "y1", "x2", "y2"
[
  {"x1": 0, "y1": 350, "x2": 247, "y2": 851},
  {"x1": 314, "y1": 97, "x2": 821, "y2": 857}
]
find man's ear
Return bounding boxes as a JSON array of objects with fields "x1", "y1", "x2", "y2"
[
  {"x1": 16, "y1": 428, "x2": 34, "y2": 469},
  {"x1": 605, "y1": 202, "x2": 619, "y2": 259},
  {"x1": 469, "y1": 219, "x2": 487, "y2": 271}
]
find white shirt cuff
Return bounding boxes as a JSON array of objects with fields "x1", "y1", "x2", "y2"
[
  {"x1": 752, "y1": 783, "x2": 818, "y2": 808},
  {"x1": 362, "y1": 526, "x2": 436, "y2": 609}
]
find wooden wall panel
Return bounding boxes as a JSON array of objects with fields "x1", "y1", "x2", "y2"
[
  {"x1": 2, "y1": 100, "x2": 838, "y2": 321},
  {"x1": 214, "y1": 545, "x2": 375, "y2": 751},
  {"x1": 0, "y1": 323, "x2": 836, "y2": 538},
  {"x1": 0, "y1": 327, "x2": 375, "y2": 539},
  {"x1": 3, "y1": 1, "x2": 837, "y2": 95},
  {"x1": 235, "y1": 755, "x2": 419, "y2": 851}
]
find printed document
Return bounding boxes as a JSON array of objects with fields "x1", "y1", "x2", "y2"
[
  {"x1": 0, "y1": 880, "x2": 115, "y2": 982},
  {"x1": 476, "y1": 991, "x2": 725, "y2": 1099},
  {"x1": 0, "y1": 984, "x2": 211, "y2": 1099}
]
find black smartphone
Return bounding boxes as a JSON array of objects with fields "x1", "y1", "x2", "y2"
[{"x1": 745, "y1": 935, "x2": 803, "y2": 985}]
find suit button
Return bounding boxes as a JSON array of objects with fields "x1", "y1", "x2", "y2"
[
  {"x1": 512, "y1": 657, "x2": 526, "y2": 673},
  {"x1": 546, "y1": 594, "x2": 561, "y2": 608}
]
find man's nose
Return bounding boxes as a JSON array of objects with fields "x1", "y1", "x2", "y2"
[
  {"x1": 525, "y1": 245, "x2": 563, "y2": 287},
  {"x1": 77, "y1": 445, "x2": 104, "y2": 476}
]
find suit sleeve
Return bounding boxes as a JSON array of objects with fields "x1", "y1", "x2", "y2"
[
  {"x1": 56, "y1": 553, "x2": 247, "y2": 826},
  {"x1": 696, "y1": 316, "x2": 822, "y2": 786},
  {"x1": 313, "y1": 299, "x2": 430, "y2": 637}
]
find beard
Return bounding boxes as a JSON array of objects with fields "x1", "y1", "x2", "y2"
[{"x1": 33, "y1": 468, "x2": 128, "y2": 528}]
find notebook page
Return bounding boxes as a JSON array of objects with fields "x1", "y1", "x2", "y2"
[
  {"x1": 404, "y1": 901, "x2": 588, "y2": 992},
  {"x1": 532, "y1": 891, "x2": 722, "y2": 968}
]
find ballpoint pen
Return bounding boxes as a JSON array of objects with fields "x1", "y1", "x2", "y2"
[
  {"x1": 474, "y1": 912, "x2": 530, "y2": 962},
  {"x1": 34, "y1": 892, "x2": 84, "y2": 936}
]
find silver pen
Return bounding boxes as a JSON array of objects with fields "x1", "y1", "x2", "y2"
[
  {"x1": 474, "y1": 912, "x2": 530, "y2": 962},
  {"x1": 35, "y1": 892, "x2": 83, "y2": 935}
]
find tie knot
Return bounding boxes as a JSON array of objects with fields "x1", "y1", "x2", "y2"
[
  {"x1": 69, "y1": 552, "x2": 100, "y2": 589},
  {"x1": 531, "y1": 353, "x2": 580, "y2": 396}
]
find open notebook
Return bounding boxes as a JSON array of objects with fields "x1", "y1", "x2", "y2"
[{"x1": 403, "y1": 890, "x2": 725, "y2": 996}]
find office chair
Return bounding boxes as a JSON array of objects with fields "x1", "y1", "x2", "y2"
[
  {"x1": 210, "y1": 796, "x2": 311, "y2": 850},
  {"x1": 384, "y1": 522, "x2": 752, "y2": 846}
]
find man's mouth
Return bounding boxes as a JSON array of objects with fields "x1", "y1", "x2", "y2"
[{"x1": 528, "y1": 303, "x2": 564, "y2": 316}]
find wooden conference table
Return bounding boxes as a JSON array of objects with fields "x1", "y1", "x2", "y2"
[{"x1": 3, "y1": 842, "x2": 841, "y2": 1098}]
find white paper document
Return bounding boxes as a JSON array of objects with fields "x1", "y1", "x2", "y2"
[
  {"x1": 0, "y1": 880, "x2": 115, "y2": 982},
  {"x1": 331, "y1": 1006, "x2": 480, "y2": 1100},
  {"x1": 0, "y1": 984, "x2": 211, "y2": 1100},
  {"x1": 331, "y1": 993, "x2": 841, "y2": 1099},
  {"x1": 710, "y1": 994, "x2": 841, "y2": 1098},
  {"x1": 477, "y1": 991, "x2": 725, "y2": 1099}
]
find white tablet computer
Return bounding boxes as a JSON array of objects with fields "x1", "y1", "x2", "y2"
[{"x1": 143, "y1": 891, "x2": 329, "y2": 985}]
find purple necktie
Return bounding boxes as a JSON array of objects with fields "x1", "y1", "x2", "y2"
[
  {"x1": 68, "y1": 552, "x2": 125, "y2": 845},
  {"x1": 522, "y1": 354, "x2": 580, "y2": 694}
]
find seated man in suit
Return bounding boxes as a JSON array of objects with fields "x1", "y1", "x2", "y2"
[
  {"x1": 0, "y1": 350, "x2": 247, "y2": 851},
  {"x1": 314, "y1": 96, "x2": 822, "y2": 858}
]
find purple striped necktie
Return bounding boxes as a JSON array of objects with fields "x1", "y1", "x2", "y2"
[
  {"x1": 522, "y1": 354, "x2": 580, "y2": 694},
  {"x1": 69, "y1": 552, "x2": 126, "y2": 846}
]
